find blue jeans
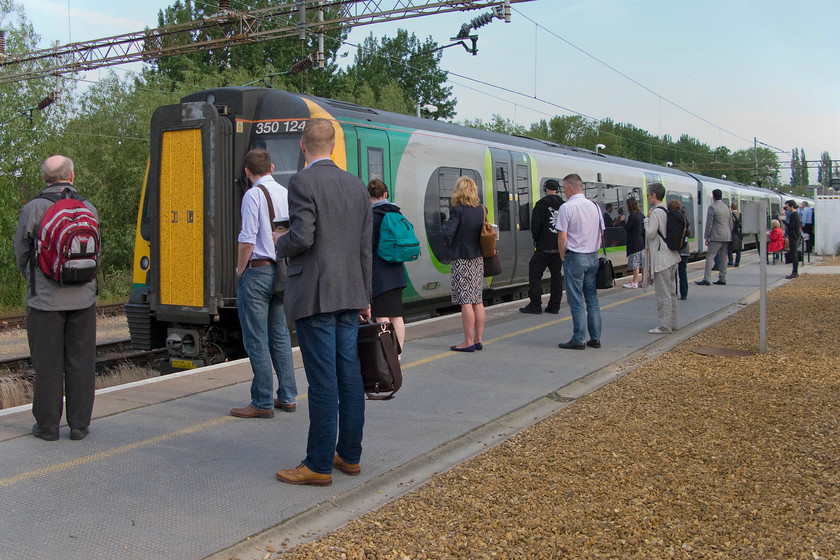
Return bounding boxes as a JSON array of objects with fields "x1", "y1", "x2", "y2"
[
  {"x1": 562, "y1": 252, "x2": 602, "y2": 343},
  {"x1": 295, "y1": 310, "x2": 365, "y2": 474},
  {"x1": 237, "y1": 266, "x2": 297, "y2": 409}
]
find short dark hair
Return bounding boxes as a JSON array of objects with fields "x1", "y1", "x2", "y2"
[
  {"x1": 244, "y1": 149, "x2": 272, "y2": 176},
  {"x1": 544, "y1": 179, "x2": 560, "y2": 192},
  {"x1": 647, "y1": 182, "x2": 665, "y2": 201},
  {"x1": 367, "y1": 178, "x2": 388, "y2": 199},
  {"x1": 785, "y1": 199, "x2": 796, "y2": 209},
  {"x1": 712, "y1": 189, "x2": 723, "y2": 201}
]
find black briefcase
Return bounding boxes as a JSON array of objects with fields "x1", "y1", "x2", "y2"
[
  {"x1": 357, "y1": 320, "x2": 403, "y2": 400},
  {"x1": 596, "y1": 247, "x2": 614, "y2": 289}
]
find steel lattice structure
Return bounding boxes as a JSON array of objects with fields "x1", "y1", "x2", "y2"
[{"x1": 0, "y1": 0, "x2": 531, "y2": 85}]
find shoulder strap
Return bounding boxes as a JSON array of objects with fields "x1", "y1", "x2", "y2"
[
  {"x1": 256, "y1": 184, "x2": 276, "y2": 223},
  {"x1": 652, "y1": 206, "x2": 669, "y2": 242}
]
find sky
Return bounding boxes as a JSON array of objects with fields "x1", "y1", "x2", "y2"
[{"x1": 17, "y1": 0, "x2": 840, "y2": 171}]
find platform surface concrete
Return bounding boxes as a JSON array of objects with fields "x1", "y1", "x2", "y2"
[{"x1": 0, "y1": 254, "x2": 824, "y2": 560}]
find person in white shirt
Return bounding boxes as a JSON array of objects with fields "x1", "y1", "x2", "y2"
[
  {"x1": 555, "y1": 173, "x2": 604, "y2": 350},
  {"x1": 230, "y1": 149, "x2": 297, "y2": 418}
]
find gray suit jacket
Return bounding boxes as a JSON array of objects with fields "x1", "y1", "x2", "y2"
[
  {"x1": 704, "y1": 200, "x2": 732, "y2": 243},
  {"x1": 276, "y1": 159, "x2": 372, "y2": 322}
]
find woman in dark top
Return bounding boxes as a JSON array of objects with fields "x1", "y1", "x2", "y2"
[
  {"x1": 622, "y1": 197, "x2": 645, "y2": 288},
  {"x1": 441, "y1": 176, "x2": 485, "y2": 352},
  {"x1": 368, "y1": 179, "x2": 407, "y2": 354}
]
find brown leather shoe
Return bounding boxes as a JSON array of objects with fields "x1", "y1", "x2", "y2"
[
  {"x1": 333, "y1": 454, "x2": 361, "y2": 476},
  {"x1": 273, "y1": 398, "x2": 296, "y2": 413},
  {"x1": 230, "y1": 404, "x2": 274, "y2": 418},
  {"x1": 276, "y1": 462, "x2": 332, "y2": 486}
]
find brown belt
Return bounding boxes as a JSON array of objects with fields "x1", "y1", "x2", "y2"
[{"x1": 248, "y1": 259, "x2": 274, "y2": 268}]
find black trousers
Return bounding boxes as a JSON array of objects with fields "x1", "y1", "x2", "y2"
[
  {"x1": 27, "y1": 305, "x2": 96, "y2": 434},
  {"x1": 527, "y1": 250, "x2": 563, "y2": 307}
]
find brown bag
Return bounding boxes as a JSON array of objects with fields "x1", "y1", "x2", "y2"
[{"x1": 480, "y1": 205, "x2": 497, "y2": 257}]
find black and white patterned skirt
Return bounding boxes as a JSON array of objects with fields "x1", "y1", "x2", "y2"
[{"x1": 451, "y1": 257, "x2": 483, "y2": 305}]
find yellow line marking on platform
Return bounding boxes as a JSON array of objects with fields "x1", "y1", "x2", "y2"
[{"x1": 0, "y1": 416, "x2": 233, "y2": 488}]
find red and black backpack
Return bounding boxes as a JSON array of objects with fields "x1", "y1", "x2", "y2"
[{"x1": 31, "y1": 189, "x2": 100, "y2": 291}]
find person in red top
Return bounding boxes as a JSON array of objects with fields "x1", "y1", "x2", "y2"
[{"x1": 767, "y1": 219, "x2": 784, "y2": 261}]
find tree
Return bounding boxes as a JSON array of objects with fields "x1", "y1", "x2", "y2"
[
  {"x1": 790, "y1": 148, "x2": 800, "y2": 187},
  {"x1": 800, "y1": 149, "x2": 809, "y2": 187},
  {"x1": 145, "y1": 0, "x2": 346, "y2": 96},
  {"x1": 341, "y1": 29, "x2": 455, "y2": 119},
  {"x1": 818, "y1": 152, "x2": 833, "y2": 186}
]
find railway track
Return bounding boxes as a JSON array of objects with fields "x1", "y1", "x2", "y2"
[
  {"x1": 0, "y1": 302, "x2": 126, "y2": 331},
  {"x1": 0, "y1": 338, "x2": 167, "y2": 376}
]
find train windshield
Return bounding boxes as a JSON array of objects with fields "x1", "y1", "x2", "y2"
[{"x1": 252, "y1": 136, "x2": 306, "y2": 187}]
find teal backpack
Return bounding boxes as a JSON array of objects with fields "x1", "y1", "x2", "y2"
[{"x1": 377, "y1": 211, "x2": 421, "y2": 263}]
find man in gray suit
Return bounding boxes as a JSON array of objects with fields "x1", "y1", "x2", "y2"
[
  {"x1": 696, "y1": 188, "x2": 732, "y2": 286},
  {"x1": 274, "y1": 118, "x2": 372, "y2": 486}
]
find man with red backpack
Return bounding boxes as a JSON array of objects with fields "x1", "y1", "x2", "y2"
[{"x1": 13, "y1": 155, "x2": 99, "y2": 442}]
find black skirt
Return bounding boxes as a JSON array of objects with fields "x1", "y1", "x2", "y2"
[{"x1": 371, "y1": 287, "x2": 403, "y2": 318}]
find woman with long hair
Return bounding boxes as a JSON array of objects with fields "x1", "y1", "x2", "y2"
[
  {"x1": 622, "y1": 196, "x2": 645, "y2": 288},
  {"x1": 441, "y1": 176, "x2": 486, "y2": 352}
]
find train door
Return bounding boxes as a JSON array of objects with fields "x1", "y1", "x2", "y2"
[
  {"x1": 355, "y1": 127, "x2": 391, "y2": 187},
  {"x1": 489, "y1": 148, "x2": 531, "y2": 285},
  {"x1": 147, "y1": 101, "x2": 233, "y2": 321}
]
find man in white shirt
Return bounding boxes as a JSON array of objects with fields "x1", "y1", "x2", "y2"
[
  {"x1": 555, "y1": 173, "x2": 604, "y2": 349},
  {"x1": 230, "y1": 149, "x2": 297, "y2": 418}
]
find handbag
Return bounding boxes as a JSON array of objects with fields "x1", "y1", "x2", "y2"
[
  {"x1": 480, "y1": 205, "x2": 497, "y2": 258},
  {"x1": 483, "y1": 252, "x2": 502, "y2": 277},
  {"x1": 596, "y1": 246, "x2": 614, "y2": 289},
  {"x1": 357, "y1": 319, "x2": 403, "y2": 400}
]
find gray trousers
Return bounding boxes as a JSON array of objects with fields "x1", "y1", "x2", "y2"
[
  {"x1": 654, "y1": 263, "x2": 678, "y2": 332},
  {"x1": 27, "y1": 305, "x2": 97, "y2": 434},
  {"x1": 703, "y1": 241, "x2": 729, "y2": 282}
]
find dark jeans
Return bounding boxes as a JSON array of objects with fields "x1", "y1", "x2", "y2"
[
  {"x1": 295, "y1": 310, "x2": 365, "y2": 474},
  {"x1": 789, "y1": 238, "x2": 800, "y2": 274},
  {"x1": 27, "y1": 304, "x2": 96, "y2": 434},
  {"x1": 675, "y1": 255, "x2": 689, "y2": 299},
  {"x1": 727, "y1": 246, "x2": 741, "y2": 266},
  {"x1": 527, "y1": 250, "x2": 563, "y2": 307},
  {"x1": 561, "y1": 252, "x2": 601, "y2": 343}
]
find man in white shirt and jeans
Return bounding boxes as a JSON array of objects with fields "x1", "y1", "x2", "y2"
[
  {"x1": 231, "y1": 149, "x2": 297, "y2": 418},
  {"x1": 555, "y1": 173, "x2": 605, "y2": 350}
]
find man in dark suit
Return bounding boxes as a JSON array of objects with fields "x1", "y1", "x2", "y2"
[{"x1": 274, "y1": 118, "x2": 372, "y2": 486}]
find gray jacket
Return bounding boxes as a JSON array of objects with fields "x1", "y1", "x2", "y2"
[
  {"x1": 14, "y1": 183, "x2": 98, "y2": 311},
  {"x1": 704, "y1": 200, "x2": 732, "y2": 243},
  {"x1": 276, "y1": 159, "x2": 372, "y2": 322}
]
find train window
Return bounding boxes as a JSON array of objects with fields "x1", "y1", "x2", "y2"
[
  {"x1": 367, "y1": 147, "x2": 385, "y2": 183},
  {"x1": 252, "y1": 137, "x2": 306, "y2": 188},
  {"x1": 424, "y1": 167, "x2": 481, "y2": 266},
  {"x1": 495, "y1": 163, "x2": 511, "y2": 232},
  {"x1": 601, "y1": 183, "x2": 635, "y2": 248},
  {"x1": 645, "y1": 172, "x2": 662, "y2": 185},
  {"x1": 516, "y1": 164, "x2": 530, "y2": 231}
]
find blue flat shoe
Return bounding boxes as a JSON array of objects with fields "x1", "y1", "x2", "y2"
[
  {"x1": 450, "y1": 344, "x2": 475, "y2": 352},
  {"x1": 474, "y1": 343, "x2": 483, "y2": 351}
]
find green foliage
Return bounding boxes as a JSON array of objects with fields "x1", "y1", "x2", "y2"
[
  {"x1": 341, "y1": 29, "x2": 455, "y2": 119},
  {"x1": 818, "y1": 152, "x2": 833, "y2": 186}
]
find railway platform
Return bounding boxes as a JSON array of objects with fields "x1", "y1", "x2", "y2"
[{"x1": 0, "y1": 254, "x2": 826, "y2": 559}]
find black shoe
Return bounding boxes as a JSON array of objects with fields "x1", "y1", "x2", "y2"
[
  {"x1": 586, "y1": 339, "x2": 601, "y2": 348},
  {"x1": 733, "y1": 264, "x2": 739, "y2": 268},
  {"x1": 727, "y1": 262, "x2": 734, "y2": 267},
  {"x1": 32, "y1": 424, "x2": 58, "y2": 441},
  {"x1": 785, "y1": 273, "x2": 799, "y2": 279},
  {"x1": 544, "y1": 305, "x2": 560, "y2": 314},
  {"x1": 713, "y1": 280, "x2": 726, "y2": 285},
  {"x1": 558, "y1": 340, "x2": 586, "y2": 350},
  {"x1": 70, "y1": 427, "x2": 90, "y2": 441},
  {"x1": 680, "y1": 296, "x2": 687, "y2": 300},
  {"x1": 695, "y1": 280, "x2": 711, "y2": 286},
  {"x1": 519, "y1": 304, "x2": 542, "y2": 314},
  {"x1": 711, "y1": 266, "x2": 719, "y2": 271}
]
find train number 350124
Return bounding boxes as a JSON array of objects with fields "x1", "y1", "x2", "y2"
[{"x1": 254, "y1": 120, "x2": 307, "y2": 134}]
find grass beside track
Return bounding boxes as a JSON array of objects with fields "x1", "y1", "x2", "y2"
[{"x1": 280, "y1": 263, "x2": 840, "y2": 559}]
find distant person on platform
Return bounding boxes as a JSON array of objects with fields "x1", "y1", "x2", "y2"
[
  {"x1": 274, "y1": 118, "x2": 372, "y2": 487},
  {"x1": 727, "y1": 202, "x2": 742, "y2": 268},
  {"x1": 602, "y1": 203, "x2": 615, "y2": 228},
  {"x1": 621, "y1": 196, "x2": 645, "y2": 289},
  {"x1": 519, "y1": 179, "x2": 564, "y2": 315},
  {"x1": 644, "y1": 183, "x2": 680, "y2": 334},
  {"x1": 14, "y1": 155, "x2": 98, "y2": 441},
  {"x1": 799, "y1": 201, "x2": 814, "y2": 253},
  {"x1": 555, "y1": 173, "x2": 604, "y2": 350},
  {"x1": 696, "y1": 189, "x2": 732, "y2": 286},
  {"x1": 231, "y1": 148, "x2": 297, "y2": 419},
  {"x1": 781, "y1": 199, "x2": 802, "y2": 279}
]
